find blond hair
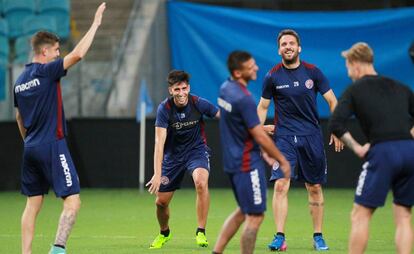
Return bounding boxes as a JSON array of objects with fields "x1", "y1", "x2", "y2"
[{"x1": 341, "y1": 42, "x2": 374, "y2": 64}]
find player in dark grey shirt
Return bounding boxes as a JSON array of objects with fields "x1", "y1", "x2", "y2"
[{"x1": 329, "y1": 42, "x2": 414, "y2": 254}]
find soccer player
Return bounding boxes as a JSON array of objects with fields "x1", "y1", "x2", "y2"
[
  {"x1": 257, "y1": 29, "x2": 344, "y2": 251},
  {"x1": 13, "y1": 3, "x2": 106, "y2": 254},
  {"x1": 329, "y1": 42, "x2": 414, "y2": 254},
  {"x1": 212, "y1": 50, "x2": 290, "y2": 254},
  {"x1": 146, "y1": 70, "x2": 219, "y2": 249}
]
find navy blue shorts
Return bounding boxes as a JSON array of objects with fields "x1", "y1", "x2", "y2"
[
  {"x1": 21, "y1": 139, "x2": 80, "y2": 197},
  {"x1": 159, "y1": 149, "x2": 210, "y2": 192},
  {"x1": 354, "y1": 139, "x2": 414, "y2": 208},
  {"x1": 270, "y1": 132, "x2": 327, "y2": 184},
  {"x1": 228, "y1": 166, "x2": 267, "y2": 214}
]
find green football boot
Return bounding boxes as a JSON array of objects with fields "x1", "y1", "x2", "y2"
[
  {"x1": 196, "y1": 232, "x2": 209, "y2": 247},
  {"x1": 149, "y1": 232, "x2": 172, "y2": 249}
]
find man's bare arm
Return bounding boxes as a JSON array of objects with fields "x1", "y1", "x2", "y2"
[
  {"x1": 146, "y1": 127, "x2": 167, "y2": 194},
  {"x1": 249, "y1": 125, "x2": 290, "y2": 178},
  {"x1": 63, "y1": 3, "x2": 106, "y2": 70},
  {"x1": 340, "y1": 132, "x2": 370, "y2": 159},
  {"x1": 257, "y1": 97, "x2": 271, "y2": 125},
  {"x1": 16, "y1": 109, "x2": 26, "y2": 140}
]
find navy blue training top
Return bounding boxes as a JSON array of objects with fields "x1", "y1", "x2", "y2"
[
  {"x1": 218, "y1": 79, "x2": 262, "y2": 173},
  {"x1": 262, "y1": 61, "x2": 330, "y2": 136},
  {"x1": 155, "y1": 94, "x2": 218, "y2": 161},
  {"x1": 14, "y1": 58, "x2": 67, "y2": 147}
]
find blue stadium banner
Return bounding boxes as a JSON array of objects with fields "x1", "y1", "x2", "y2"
[
  {"x1": 0, "y1": 65, "x2": 5, "y2": 100},
  {"x1": 168, "y1": 1, "x2": 414, "y2": 117}
]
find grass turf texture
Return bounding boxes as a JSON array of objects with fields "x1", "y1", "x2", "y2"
[{"x1": 0, "y1": 188, "x2": 401, "y2": 253}]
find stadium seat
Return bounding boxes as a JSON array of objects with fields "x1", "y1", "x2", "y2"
[
  {"x1": 0, "y1": 19, "x2": 8, "y2": 37},
  {"x1": 37, "y1": 0, "x2": 70, "y2": 39},
  {"x1": 14, "y1": 35, "x2": 31, "y2": 64},
  {"x1": 3, "y1": 0, "x2": 36, "y2": 38},
  {"x1": 0, "y1": 36, "x2": 9, "y2": 64},
  {"x1": 22, "y1": 15, "x2": 58, "y2": 37}
]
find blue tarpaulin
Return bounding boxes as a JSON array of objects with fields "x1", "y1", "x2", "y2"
[
  {"x1": 0, "y1": 65, "x2": 5, "y2": 100},
  {"x1": 168, "y1": 1, "x2": 414, "y2": 117}
]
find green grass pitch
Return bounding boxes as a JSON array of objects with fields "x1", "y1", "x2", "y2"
[{"x1": 0, "y1": 188, "x2": 402, "y2": 253}]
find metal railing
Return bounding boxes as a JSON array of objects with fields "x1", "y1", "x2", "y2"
[{"x1": 102, "y1": 0, "x2": 142, "y2": 116}]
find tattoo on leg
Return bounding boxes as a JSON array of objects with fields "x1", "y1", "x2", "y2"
[
  {"x1": 309, "y1": 202, "x2": 324, "y2": 207},
  {"x1": 241, "y1": 228, "x2": 258, "y2": 254},
  {"x1": 54, "y1": 211, "x2": 77, "y2": 246}
]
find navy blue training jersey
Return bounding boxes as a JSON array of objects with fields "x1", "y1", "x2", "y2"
[
  {"x1": 218, "y1": 79, "x2": 262, "y2": 173},
  {"x1": 155, "y1": 95, "x2": 218, "y2": 160},
  {"x1": 262, "y1": 61, "x2": 330, "y2": 136},
  {"x1": 14, "y1": 58, "x2": 67, "y2": 147}
]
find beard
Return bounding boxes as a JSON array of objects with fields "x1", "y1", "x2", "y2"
[{"x1": 282, "y1": 53, "x2": 299, "y2": 65}]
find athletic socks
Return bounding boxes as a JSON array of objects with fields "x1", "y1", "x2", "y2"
[
  {"x1": 160, "y1": 228, "x2": 170, "y2": 237},
  {"x1": 53, "y1": 244, "x2": 65, "y2": 249},
  {"x1": 277, "y1": 232, "x2": 285, "y2": 237},
  {"x1": 313, "y1": 232, "x2": 322, "y2": 237},
  {"x1": 196, "y1": 227, "x2": 206, "y2": 235}
]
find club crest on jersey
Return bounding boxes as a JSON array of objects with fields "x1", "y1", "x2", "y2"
[
  {"x1": 160, "y1": 176, "x2": 170, "y2": 185},
  {"x1": 305, "y1": 79, "x2": 314, "y2": 89},
  {"x1": 272, "y1": 161, "x2": 280, "y2": 171}
]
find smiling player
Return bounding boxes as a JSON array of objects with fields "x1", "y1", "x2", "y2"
[{"x1": 146, "y1": 70, "x2": 219, "y2": 249}]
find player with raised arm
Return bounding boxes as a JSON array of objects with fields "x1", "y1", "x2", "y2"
[{"x1": 14, "y1": 3, "x2": 106, "y2": 254}]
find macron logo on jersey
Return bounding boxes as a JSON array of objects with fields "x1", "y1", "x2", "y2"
[
  {"x1": 59, "y1": 154, "x2": 73, "y2": 187},
  {"x1": 276, "y1": 84, "x2": 289, "y2": 90},
  {"x1": 218, "y1": 98, "x2": 232, "y2": 112},
  {"x1": 250, "y1": 169, "x2": 262, "y2": 205},
  {"x1": 14, "y1": 78, "x2": 40, "y2": 93}
]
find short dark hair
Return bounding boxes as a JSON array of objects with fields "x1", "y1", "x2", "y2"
[
  {"x1": 277, "y1": 29, "x2": 301, "y2": 47},
  {"x1": 31, "y1": 31, "x2": 60, "y2": 54},
  {"x1": 227, "y1": 50, "x2": 252, "y2": 75},
  {"x1": 167, "y1": 70, "x2": 190, "y2": 87}
]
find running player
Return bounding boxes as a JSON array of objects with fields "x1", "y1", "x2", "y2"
[{"x1": 212, "y1": 50, "x2": 290, "y2": 254}]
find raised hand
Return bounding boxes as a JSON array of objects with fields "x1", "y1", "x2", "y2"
[{"x1": 94, "y1": 2, "x2": 106, "y2": 26}]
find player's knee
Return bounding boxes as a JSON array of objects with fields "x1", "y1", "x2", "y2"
[
  {"x1": 307, "y1": 184, "x2": 322, "y2": 197},
  {"x1": 64, "y1": 198, "x2": 81, "y2": 213},
  {"x1": 156, "y1": 199, "x2": 169, "y2": 208},
  {"x1": 234, "y1": 209, "x2": 246, "y2": 223},
  {"x1": 274, "y1": 180, "x2": 289, "y2": 194},
  {"x1": 25, "y1": 204, "x2": 42, "y2": 215},
  {"x1": 245, "y1": 213, "x2": 264, "y2": 229},
  {"x1": 194, "y1": 179, "x2": 208, "y2": 192},
  {"x1": 350, "y1": 209, "x2": 361, "y2": 224},
  {"x1": 350, "y1": 206, "x2": 372, "y2": 224}
]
